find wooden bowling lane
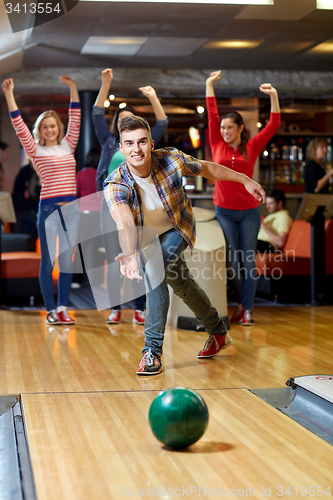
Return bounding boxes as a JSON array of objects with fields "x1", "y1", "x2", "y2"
[
  {"x1": 21, "y1": 389, "x2": 333, "y2": 500},
  {"x1": 1, "y1": 306, "x2": 333, "y2": 395}
]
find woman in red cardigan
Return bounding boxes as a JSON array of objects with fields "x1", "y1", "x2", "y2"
[{"x1": 206, "y1": 70, "x2": 281, "y2": 326}]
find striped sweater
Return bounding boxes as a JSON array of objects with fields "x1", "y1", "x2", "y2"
[{"x1": 10, "y1": 103, "x2": 81, "y2": 205}]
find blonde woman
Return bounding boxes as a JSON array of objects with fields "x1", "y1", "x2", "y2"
[
  {"x1": 2, "y1": 76, "x2": 81, "y2": 325},
  {"x1": 305, "y1": 138, "x2": 332, "y2": 194}
]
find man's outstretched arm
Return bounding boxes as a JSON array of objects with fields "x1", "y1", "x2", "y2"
[
  {"x1": 111, "y1": 204, "x2": 142, "y2": 280},
  {"x1": 199, "y1": 160, "x2": 266, "y2": 203}
]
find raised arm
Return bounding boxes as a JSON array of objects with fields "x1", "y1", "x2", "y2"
[
  {"x1": 2, "y1": 78, "x2": 37, "y2": 159},
  {"x1": 60, "y1": 75, "x2": 80, "y2": 150},
  {"x1": 95, "y1": 68, "x2": 113, "y2": 108},
  {"x1": 60, "y1": 75, "x2": 79, "y2": 103},
  {"x1": 205, "y1": 71, "x2": 225, "y2": 149},
  {"x1": 248, "y1": 84, "x2": 280, "y2": 157},
  {"x1": 205, "y1": 70, "x2": 221, "y2": 98},
  {"x1": 139, "y1": 86, "x2": 168, "y2": 146},
  {"x1": 2, "y1": 78, "x2": 18, "y2": 112},
  {"x1": 259, "y1": 83, "x2": 280, "y2": 114},
  {"x1": 139, "y1": 86, "x2": 166, "y2": 122},
  {"x1": 199, "y1": 159, "x2": 266, "y2": 203},
  {"x1": 92, "y1": 69, "x2": 116, "y2": 148}
]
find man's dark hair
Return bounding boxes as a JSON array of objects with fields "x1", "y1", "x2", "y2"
[
  {"x1": 119, "y1": 115, "x2": 151, "y2": 137},
  {"x1": 266, "y1": 188, "x2": 285, "y2": 207},
  {"x1": 0, "y1": 141, "x2": 9, "y2": 151}
]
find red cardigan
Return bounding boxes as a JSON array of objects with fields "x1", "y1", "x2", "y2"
[{"x1": 206, "y1": 96, "x2": 281, "y2": 210}]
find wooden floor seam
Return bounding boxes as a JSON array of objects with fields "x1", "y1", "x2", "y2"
[{"x1": 17, "y1": 387, "x2": 253, "y2": 396}]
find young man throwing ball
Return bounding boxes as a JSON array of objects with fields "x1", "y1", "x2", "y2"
[{"x1": 104, "y1": 116, "x2": 265, "y2": 376}]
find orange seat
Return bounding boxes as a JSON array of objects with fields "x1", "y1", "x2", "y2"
[
  {"x1": 256, "y1": 219, "x2": 333, "y2": 277},
  {"x1": 0, "y1": 234, "x2": 42, "y2": 300},
  {"x1": 283, "y1": 220, "x2": 311, "y2": 258},
  {"x1": 1, "y1": 252, "x2": 41, "y2": 279}
]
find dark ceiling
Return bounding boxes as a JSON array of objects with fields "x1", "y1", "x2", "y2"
[
  {"x1": 21, "y1": 1, "x2": 333, "y2": 71},
  {"x1": 1, "y1": 0, "x2": 333, "y2": 121}
]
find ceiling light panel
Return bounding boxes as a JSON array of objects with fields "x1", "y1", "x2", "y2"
[
  {"x1": 204, "y1": 39, "x2": 263, "y2": 49},
  {"x1": 81, "y1": 36, "x2": 148, "y2": 56},
  {"x1": 317, "y1": 0, "x2": 333, "y2": 9},
  {"x1": 255, "y1": 40, "x2": 315, "y2": 54},
  {"x1": 309, "y1": 41, "x2": 333, "y2": 52},
  {"x1": 137, "y1": 37, "x2": 207, "y2": 57}
]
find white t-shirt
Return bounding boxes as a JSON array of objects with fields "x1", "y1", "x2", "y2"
[{"x1": 131, "y1": 172, "x2": 173, "y2": 239}]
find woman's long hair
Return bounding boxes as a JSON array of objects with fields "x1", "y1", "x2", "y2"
[
  {"x1": 222, "y1": 111, "x2": 248, "y2": 158},
  {"x1": 306, "y1": 137, "x2": 328, "y2": 161},
  {"x1": 33, "y1": 110, "x2": 64, "y2": 146},
  {"x1": 110, "y1": 105, "x2": 137, "y2": 139}
]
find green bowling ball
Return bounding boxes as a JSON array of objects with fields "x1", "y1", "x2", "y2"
[{"x1": 148, "y1": 387, "x2": 209, "y2": 449}]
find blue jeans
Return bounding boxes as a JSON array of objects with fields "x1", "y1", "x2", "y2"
[
  {"x1": 142, "y1": 228, "x2": 226, "y2": 356},
  {"x1": 37, "y1": 203, "x2": 78, "y2": 311},
  {"x1": 215, "y1": 205, "x2": 261, "y2": 311}
]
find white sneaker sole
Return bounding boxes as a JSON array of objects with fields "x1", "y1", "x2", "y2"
[{"x1": 133, "y1": 319, "x2": 145, "y2": 325}]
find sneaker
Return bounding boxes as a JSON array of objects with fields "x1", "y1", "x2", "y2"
[
  {"x1": 57, "y1": 309, "x2": 75, "y2": 325},
  {"x1": 133, "y1": 310, "x2": 145, "y2": 325},
  {"x1": 197, "y1": 332, "x2": 233, "y2": 359},
  {"x1": 241, "y1": 310, "x2": 255, "y2": 326},
  {"x1": 106, "y1": 310, "x2": 121, "y2": 324},
  {"x1": 231, "y1": 304, "x2": 244, "y2": 324},
  {"x1": 137, "y1": 349, "x2": 162, "y2": 376},
  {"x1": 46, "y1": 310, "x2": 61, "y2": 325}
]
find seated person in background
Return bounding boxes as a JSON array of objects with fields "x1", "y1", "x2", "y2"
[
  {"x1": 304, "y1": 137, "x2": 333, "y2": 194},
  {"x1": 257, "y1": 189, "x2": 292, "y2": 252}
]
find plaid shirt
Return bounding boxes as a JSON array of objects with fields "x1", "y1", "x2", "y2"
[{"x1": 103, "y1": 147, "x2": 202, "y2": 250}]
